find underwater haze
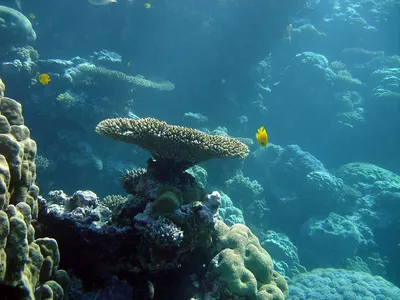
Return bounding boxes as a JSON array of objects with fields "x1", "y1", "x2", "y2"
[{"x1": 0, "y1": 0, "x2": 400, "y2": 299}]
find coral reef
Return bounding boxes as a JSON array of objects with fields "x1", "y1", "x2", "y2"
[
  {"x1": 218, "y1": 191, "x2": 245, "y2": 226},
  {"x1": 334, "y1": 162, "x2": 400, "y2": 283},
  {"x1": 186, "y1": 165, "x2": 245, "y2": 226},
  {"x1": 182, "y1": 112, "x2": 209, "y2": 127},
  {"x1": 90, "y1": 50, "x2": 122, "y2": 68},
  {"x1": 0, "y1": 5, "x2": 36, "y2": 46},
  {"x1": 46, "y1": 190, "x2": 111, "y2": 229},
  {"x1": 96, "y1": 117, "x2": 249, "y2": 171},
  {"x1": 203, "y1": 220, "x2": 288, "y2": 299},
  {"x1": 75, "y1": 63, "x2": 175, "y2": 91},
  {"x1": 38, "y1": 182, "x2": 220, "y2": 296},
  {"x1": 225, "y1": 170, "x2": 267, "y2": 223},
  {"x1": 260, "y1": 231, "x2": 305, "y2": 278},
  {"x1": 289, "y1": 268, "x2": 400, "y2": 299},
  {"x1": 259, "y1": 144, "x2": 347, "y2": 233},
  {"x1": 245, "y1": 142, "x2": 400, "y2": 283},
  {"x1": 101, "y1": 194, "x2": 129, "y2": 212},
  {"x1": 300, "y1": 212, "x2": 365, "y2": 267},
  {"x1": 0, "y1": 79, "x2": 69, "y2": 299},
  {"x1": 33, "y1": 108, "x2": 287, "y2": 298}
]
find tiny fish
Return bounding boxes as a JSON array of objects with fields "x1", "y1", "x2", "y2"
[
  {"x1": 88, "y1": 0, "x2": 117, "y2": 5},
  {"x1": 38, "y1": 73, "x2": 51, "y2": 85},
  {"x1": 144, "y1": 2, "x2": 151, "y2": 8},
  {"x1": 29, "y1": 13, "x2": 36, "y2": 19},
  {"x1": 255, "y1": 126, "x2": 268, "y2": 147}
]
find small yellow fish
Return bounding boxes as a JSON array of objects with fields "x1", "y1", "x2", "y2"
[
  {"x1": 127, "y1": 61, "x2": 131, "y2": 67},
  {"x1": 38, "y1": 73, "x2": 51, "y2": 85},
  {"x1": 144, "y1": 3, "x2": 151, "y2": 9},
  {"x1": 29, "y1": 13, "x2": 36, "y2": 20},
  {"x1": 255, "y1": 126, "x2": 268, "y2": 147},
  {"x1": 88, "y1": 0, "x2": 117, "y2": 5}
]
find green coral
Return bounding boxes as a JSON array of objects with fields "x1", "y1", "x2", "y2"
[
  {"x1": 182, "y1": 187, "x2": 207, "y2": 204},
  {"x1": 205, "y1": 220, "x2": 288, "y2": 299},
  {"x1": 152, "y1": 186, "x2": 183, "y2": 217},
  {"x1": 150, "y1": 185, "x2": 207, "y2": 217}
]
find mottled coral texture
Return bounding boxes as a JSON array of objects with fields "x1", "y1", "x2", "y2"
[
  {"x1": 205, "y1": 220, "x2": 288, "y2": 299},
  {"x1": 0, "y1": 79, "x2": 69, "y2": 299},
  {"x1": 96, "y1": 117, "x2": 249, "y2": 169}
]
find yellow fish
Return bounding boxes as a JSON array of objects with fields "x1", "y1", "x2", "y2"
[
  {"x1": 88, "y1": 0, "x2": 117, "y2": 5},
  {"x1": 144, "y1": 3, "x2": 151, "y2": 8},
  {"x1": 29, "y1": 13, "x2": 36, "y2": 20},
  {"x1": 38, "y1": 73, "x2": 51, "y2": 85},
  {"x1": 255, "y1": 126, "x2": 268, "y2": 147}
]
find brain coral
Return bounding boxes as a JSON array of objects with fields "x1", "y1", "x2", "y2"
[
  {"x1": 0, "y1": 6, "x2": 36, "y2": 45},
  {"x1": 289, "y1": 268, "x2": 400, "y2": 299},
  {"x1": 205, "y1": 219, "x2": 288, "y2": 299},
  {"x1": 96, "y1": 117, "x2": 249, "y2": 169},
  {"x1": 0, "y1": 79, "x2": 69, "y2": 299}
]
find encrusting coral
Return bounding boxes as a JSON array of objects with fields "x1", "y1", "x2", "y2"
[
  {"x1": 96, "y1": 117, "x2": 249, "y2": 171},
  {"x1": 0, "y1": 78, "x2": 69, "y2": 299}
]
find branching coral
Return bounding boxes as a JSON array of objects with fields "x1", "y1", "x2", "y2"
[
  {"x1": 101, "y1": 194, "x2": 129, "y2": 212},
  {"x1": 96, "y1": 117, "x2": 249, "y2": 170}
]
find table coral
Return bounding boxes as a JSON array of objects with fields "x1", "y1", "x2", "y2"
[
  {"x1": 96, "y1": 117, "x2": 249, "y2": 171},
  {"x1": 76, "y1": 63, "x2": 175, "y2": 91},
  {"x1": 0, "y1": 83, "x2": 69, "y2": 299}
]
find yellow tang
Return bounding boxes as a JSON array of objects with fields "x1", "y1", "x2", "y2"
[
  {"x1": 144, "y1": 3, "x2": 151, "y2": 9},
  {"x1": 255, "y1": 126, "x2": 268, "y2": 147},
  {"x1": 38, "y1": 73, "x2": 51, "y2": 85},
  {"x1": 29, "y1": 13, "x2": 36, "y2": 20}
]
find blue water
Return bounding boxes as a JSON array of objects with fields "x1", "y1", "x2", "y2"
[{"x1": 1, "y1": 0, "x2": 400, "y2": 299}]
